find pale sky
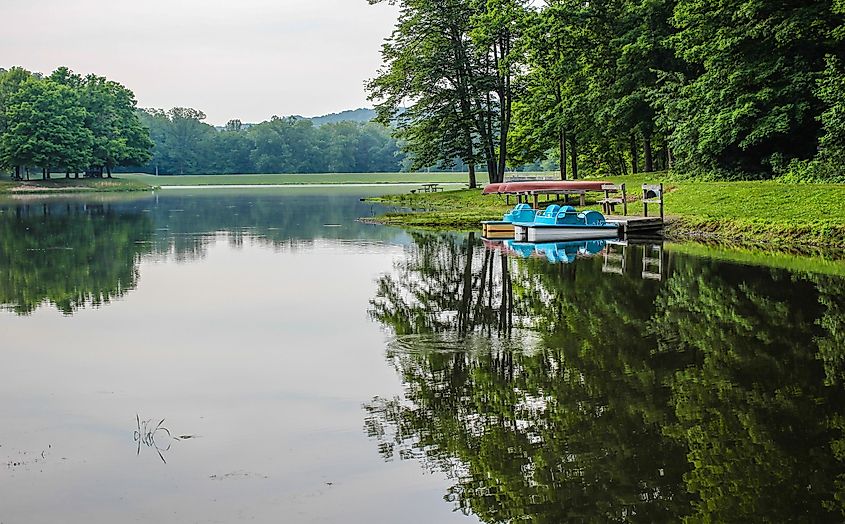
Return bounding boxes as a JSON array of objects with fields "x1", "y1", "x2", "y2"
[{"x1": 2, "y1": 0, "x2": 399, "y2": 124}]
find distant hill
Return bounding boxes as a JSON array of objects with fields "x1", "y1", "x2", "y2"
[
  {"x1": 308, "y1": 108, "x2": 376, "y2": 126},
  {"x1": 213, "y1": 108, "x2": 378, "y2": 131}
]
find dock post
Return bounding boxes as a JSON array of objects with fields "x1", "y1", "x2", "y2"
[
  {"x1": 659, "y1": 183, "x2": 664, "y2": 221},
  {"x1": 622, "y1": 184, "x2": 628, "y2": 216}
]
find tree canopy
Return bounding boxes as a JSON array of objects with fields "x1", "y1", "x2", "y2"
[
  {"x1": 0, "y1": 67, "x2": 152, "y2": 179},
  {"x1": 369, "y1": 0, "x2": 845, "y2": 180}
]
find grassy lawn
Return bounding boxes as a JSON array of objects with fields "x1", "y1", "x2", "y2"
[
  {"x1": 119, "y1": 172, "x2": 480, "y2": 186},
  {"x1": 370, "y1": 173, "x2": 845, "y2": 247},
  {"x1": 0, "y1": 177, "x2": 154, "y2": 194}
]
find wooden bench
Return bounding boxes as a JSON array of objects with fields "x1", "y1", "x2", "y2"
[
  {"x1": 599, "y1": 183, "x2": 627, "y2": 216},
  {"x1": 642, "y1": 183, "x2": 664, "y2": 220}
]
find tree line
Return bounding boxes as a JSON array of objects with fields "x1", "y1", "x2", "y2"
[
  {"x1": 133, "y1": 109, "x2": 405, "y2": 175},
  {"x1": 368, "y1": 0, "x2": 845, "y2": 185},
  {"x1": 0, "y1": 66, "x2": 412, "y2": 178},
  {"x1": 0, "y1": 67, "x2": 153, "y2": 179}
]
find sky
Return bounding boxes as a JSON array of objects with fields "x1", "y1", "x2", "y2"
[{"x1": 2, "y1": 0, "x2": 399, "y2": 125}]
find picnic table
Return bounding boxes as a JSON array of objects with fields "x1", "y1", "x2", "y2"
[{"x1": 420, "y1": 183, "x2": 443, "y2": 193}]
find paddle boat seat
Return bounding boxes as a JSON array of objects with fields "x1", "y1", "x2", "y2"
[{"x1": 502, "y1": 203, "x2": 537, "y2": 223}]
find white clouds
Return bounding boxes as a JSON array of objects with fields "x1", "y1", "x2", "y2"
[{"x1": 0, "y1": 0, "x2": 398, "y2": 124}]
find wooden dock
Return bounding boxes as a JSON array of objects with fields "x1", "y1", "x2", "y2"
[{"x1": 606, "y1": 216, "x2": 664, "y2": 237}]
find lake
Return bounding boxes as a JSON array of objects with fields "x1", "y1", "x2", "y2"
[{"x1": 1, "y1": 188, "x2": 844, "y2": 523}]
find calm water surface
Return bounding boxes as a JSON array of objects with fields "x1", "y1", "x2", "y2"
[{"x1": 1, "y1": 188, "x2": 845, "y2": 523}]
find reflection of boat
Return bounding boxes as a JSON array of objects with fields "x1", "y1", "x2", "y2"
[
  {"x1": 503, "y1": 240, "x2": 540, "y2": 258},
  {"x1": 513, "y1": 205, "x2": 619, "y2": 242},
  {"x1": 501, "y1": 239, "x2": 607, "y2": 263}
]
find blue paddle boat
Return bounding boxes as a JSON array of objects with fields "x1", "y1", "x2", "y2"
[{"x1": 512, "y1": 205, "x2": 619, "y2": 242}]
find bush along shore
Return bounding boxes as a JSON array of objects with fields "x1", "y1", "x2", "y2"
[
  {"x1": 368, "y1": 174, "x2": 845, "y2": 248},
  {"x1": 0, "y1": 177, "x2": 155, "y2": 194}
]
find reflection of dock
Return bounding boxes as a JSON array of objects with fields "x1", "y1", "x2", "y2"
[
  {"x1": 602, "y1": 241, "x2": 665, "y2": 281},
  {"x1": 641, "y1": 244, "x2": 664, "y2": 281},
  {"x1": 602, "y1": 241, "x2": 626, "y2": 275}
]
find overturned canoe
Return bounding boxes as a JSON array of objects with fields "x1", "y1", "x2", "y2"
[{"x1": 482, "y1": 180, "x2": 609, "y2": 195}]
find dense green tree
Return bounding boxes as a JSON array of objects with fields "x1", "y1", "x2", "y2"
[
  {"x1": 0, "y1": 67, "x2": 153, "y2": 180},
  {"x1": 0, "y1": 76, "x2": 93, "y2": 179},
  {"x1": 368, "y1": 0, "x2": 528, "y2": 186},
  {"x1": 666, "y1": 0, "x2": 836, "y2": 176},
  {"x1": 0, "y1": 67, "x2": 35, "y2": 179}
]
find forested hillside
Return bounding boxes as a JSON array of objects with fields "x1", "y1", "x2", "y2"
[
  {"x1": 133, "y1": 109, "x2": 404, "y2": 174},
  {"x1": 369, "y1": 0, "x2": 845, "y2": 184}
]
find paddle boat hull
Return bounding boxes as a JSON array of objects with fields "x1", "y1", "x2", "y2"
[
  {"x1": 523, "y1": 224, "x2": 619, "y2": 242},
  {"x1": 513, "y1": 205, "x2": 619, "y2": 242}
]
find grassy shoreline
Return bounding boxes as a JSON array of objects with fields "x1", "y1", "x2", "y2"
[
  {"x1": 368, "y1": 173, "x2": 845, "y2": 248},
  {"x1": 0, "y1": 177, "x2": 155, "y2": 194}
]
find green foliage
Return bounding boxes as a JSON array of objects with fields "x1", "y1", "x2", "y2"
[
  {"x1": 367, "y1": 0, "x2": 529, "y2": 185},
  {"x1": 370, "y1": 0, "x2": 845, "y2": 179},
  {"x1": 0, "y1": 76, "x2": 93, "y2": 174},
  {"x1": 0, "y1": 66, "x2": 153, "y2": 179}
]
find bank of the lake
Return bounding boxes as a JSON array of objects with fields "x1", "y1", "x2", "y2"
[
  {"x1": 120, "y1": 172, "x2": 478, "y2": 186},
  {"x1": 369, "y1": 174, "x2": 845, "y2": 247},
  {"x1": 0, "y1": 177, "x2": 155, "y2": 194}
]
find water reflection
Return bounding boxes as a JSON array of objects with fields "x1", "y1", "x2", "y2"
[
  {"x1": 367, "y1": 232, "x2": 845, "y2": 522},
  {"x1": 0, "y1": 190, "x2": 406, "y2": 315},
  {"x1": 0, "y1": 202, "x2": 153, "y2": 315},
  {"x1": 370, "y1": 232, "x2": 519, "y2": 338}
]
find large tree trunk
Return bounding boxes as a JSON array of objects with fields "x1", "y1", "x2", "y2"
[
  {"x1": 464, "y1": 130, "x2": 477, "y2": 189},
  {"x1": 630, "y1": 134, "x2": 639, "y2": 174},
  {"x1": 14, "y1": 166, "x2": 20, "y2": 181},
  {"x1": 42, "y1": 168, "x2": 47, "y2": 181},
  {"x1": 570, "y1": 135, "x2": 578, "y2": 179},
  {"x1": 559, "y1": 130, "x2": 567, "y2": 180},
  {"x1": 644, "y1": 135, "x2": 654, "y2": 172},
  {"x1": 106, "y1": 165, "x2": 112, "y2": 179}
]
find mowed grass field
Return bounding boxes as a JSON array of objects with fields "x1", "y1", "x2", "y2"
[{"x1": 120, "y1": 172, "x2": 480, "y2": 186}]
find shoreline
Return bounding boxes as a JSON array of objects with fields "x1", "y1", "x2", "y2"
[
  {"x1": 0, "y1": 178, "x2": 156, "y2": 195},
  {"x1": 365, "y1": 177, "x2": 845, "y2": 249}
]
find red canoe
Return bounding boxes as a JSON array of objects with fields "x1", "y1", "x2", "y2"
[{"x1": 482, "y1": 180, "x2": 609, "y2": 194}]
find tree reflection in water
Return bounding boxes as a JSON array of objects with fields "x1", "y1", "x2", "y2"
[
  {"x1": 366, "y1": 232, "x2": 845, "y2": 523},
  {"x1": 0, "y1": 201, "x2": 153, "y2": 315}
]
